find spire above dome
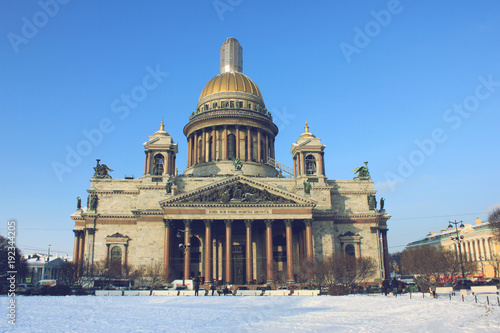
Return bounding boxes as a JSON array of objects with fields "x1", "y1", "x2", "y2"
[
  {"x1": 153, "y1": 120, "x2": 169, "y2": 136},
  {"x1": 300, "y1": 120, "x2": 316, "y2": 138},
  {"x1": 220, "y1": 38, "x2": 243, "y2": 73}
]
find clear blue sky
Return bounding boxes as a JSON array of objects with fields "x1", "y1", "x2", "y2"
[{"x1": 1, "y1": 0, "x2": 499, "y2": 256}]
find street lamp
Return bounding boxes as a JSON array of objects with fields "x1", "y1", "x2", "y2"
[
  {"x1": 179, "y1": 243, "x2": 191, "y2": 287},
  {"x1": 448, "y1": 220, "x2": 465, "y2": 279}
]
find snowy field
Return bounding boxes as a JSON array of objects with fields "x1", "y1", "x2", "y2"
[{"x1": 2, "y1": 294, "x2": 500, "y2": 332}]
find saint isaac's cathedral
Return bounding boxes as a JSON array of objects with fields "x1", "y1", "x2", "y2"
[{"x1": 71, "y1": 38, "x2": 391, "y2": 285}]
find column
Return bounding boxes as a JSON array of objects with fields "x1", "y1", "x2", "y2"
[
  {"x1": 245, "y1": 220, "x2": 253, "y2": 284},
  {"x1": 285, "y1": 220, "x2": 295, "y2": 283},
  {"x1": 293, "y1": 158, "x2": 297, "y2": 177},
  {"x1": 296, "y1": 154, "x2": 301, "y2": 175},
  {"x1": 183, "y1": 220, "x2": 192, "y2": 281},
  {"x1": 380, "y1": 228, "x2": 391, "y2": 280},
  {"x1": 78, "y1": 231, "x2": 85, "y2": 273},
  {"x1": 193, "y1": 132, "x2": 198, "y2": 164},
  {"x1": 321, "y1": 152, "x2": 326, "y2": 177},
  {"x1": 485, "y1": 238, "x2": 492, "y2": 260},
  {"x1": 225, "y1": 220, "x2": 233, "y2": 283},
  {"x1": 247, "y1": 127, "x2": 251, "y2": 161},
  {"x1": 236, "y1": 126, "x2": 240, "y2": 159},
  {"x1": 301, "y1": 152, "x2": 306, "y2": 176},
  {"x1": 73, "y1": 230, "x2": 80, "y2": 267},
  {"x1": 146, "y1": 151, "x2": 152, "y2": 174},
  {"x1": 164, "y1": 152, "x2": 170, "y2": 175},
  {"x1": 223, "y1": 126, "x2": 228, "y2": 160},
  {"x1": 257, "y1": 130, "x2": 262, "y2": 162},
  {"x1": 212, "y1": 127, "x2": 216, "y2": 161},
  {"x1": 304, "y1": 219, "x2": 313, "y2": 260},
  {"x1": 265, "y1": 133, "x2": 269, "y2": 163},
  {"x1": 144, "y1": 151, "x2": 148, "y2": 174},
  {"x1": 202, "y1": 129, "x2": 207, "y2": 163},
  {"x1": 265, "y1": 219, "x2": 274, "y2": 283},
  {"x1": 317, "y1": 153, "x2": 323, "y2": 175},
  {"x1": 270, "y1": 137, "x2": 275, "y2": 159},
  {"x1": 204, "y1": 220, "x2": 213, "y2": 284},
  {"x1": 187, "y1": 137, "x2": 191, "y2": 167},
  {"x1": 163, "y1": 220, "x2": 172, "y2": 278}
]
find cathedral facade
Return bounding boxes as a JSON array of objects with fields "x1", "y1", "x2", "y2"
[{"x1": 71, "y1": 38, "x2": 391, "y2": 285}]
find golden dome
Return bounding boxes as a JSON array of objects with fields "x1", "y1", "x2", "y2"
[{"x1": 198, "y1": 72, "x2": 263, "y2": 103}]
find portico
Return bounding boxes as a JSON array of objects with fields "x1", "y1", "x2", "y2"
[{"x1": 159, "y1": 176, "x2": 315, "y2": 284}]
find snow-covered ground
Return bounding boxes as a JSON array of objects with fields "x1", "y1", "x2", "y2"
[{"x1": 2, "y1": 294, "x2": 500, "y2": 332}]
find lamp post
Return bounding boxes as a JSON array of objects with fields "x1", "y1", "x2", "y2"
[
  {"x1": 448, "y1": 220, "x2": 465, "y2": 279},
  {"x1": 179, "y1": 243, "x2": 190, "y2": 287}
]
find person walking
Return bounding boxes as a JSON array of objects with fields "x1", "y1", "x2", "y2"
[
  {"x1": 391, "y1": 277, "x2": 398, "y2": 296},
  {"x1": 210, "y1": 283, "x2": 216, "y2": 296},
  {"x1": 382, "y1": 279, "x2": 390, "y2": 296},
  {"x1": 194, "y1": 281, "x2": 199, "y2": 296}
]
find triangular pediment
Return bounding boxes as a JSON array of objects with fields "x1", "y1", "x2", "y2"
[{"x1": 159, "y1": 175, "x2": 316, "y2": 207}]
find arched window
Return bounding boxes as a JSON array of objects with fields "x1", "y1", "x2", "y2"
[
  {"x1": 305, "y1": 155, "x2": 316, "y2": 175},
  {"x1": 345, "y1": 244, "x2": 355, "y2": 257},
  {"x1": 153, "y1": 154, "x2": 164, "y2": 175},
  {"x1": 110, "y1": 246, "x2": 122, "y2": 273},
  {"x1": 227, "y1": 134, "x2": 236, "y2": 160}
]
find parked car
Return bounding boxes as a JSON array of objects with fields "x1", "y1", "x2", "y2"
[
  {"x1": 487, "y1": 278, "x2": 500, "y2": 286},
  {"x1": 366, "y1": 285, "x2": 382, "y2": 294},
  {"x1": 70, "y1": 285, "x2": 87, "y2": 295},
  {"x1": 452, "y1": 279, "x2": 473, "y2": 290},
  {"x1": 15, "y1": 284, "x2": 35, "y2": 295}
]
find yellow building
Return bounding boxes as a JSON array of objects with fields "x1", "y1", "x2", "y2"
[{"x1": 407, "y1": 218, "x2": 500, "y2": 279}]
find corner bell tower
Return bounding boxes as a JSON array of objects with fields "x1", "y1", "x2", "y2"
[
  {"x1": 143, "y1": 121, "x2": 178, "y2": 177},
  {"x1": 291, "y1": 121, "x2": 326, "y2": 184}
]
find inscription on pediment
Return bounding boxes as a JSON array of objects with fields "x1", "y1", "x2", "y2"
[{"x1": 182, "y1": 182, "x2": 295, "y2": 204}]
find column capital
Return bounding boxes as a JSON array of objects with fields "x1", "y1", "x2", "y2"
[
  {"x1": 284, "y1": 219, "x2": 294, "y2": 227},
  {"x1": 265, "y1": 219, "x2": 274, "y2": 227},
  {"x1": 304, "y1": 219, "x2": 313, "y2": 227},
  {"x1": 204, "y1": 219, "x2": 213, "y2": 227},
  {"x1": 224, "y1": 219, "x2": 233, "y2": 227},
  {"x1": 86, "y1": 228, "x2": 96, "y2": 235},
  {"x1": 183, "y1": 219, "x2": 192, "y2": 228},
  {"x1": 163, "y1": 219, "x2": 172, "y2": 228},
  {"x1": 244, "y1": 219, "x2": 253, "y2": 228}
]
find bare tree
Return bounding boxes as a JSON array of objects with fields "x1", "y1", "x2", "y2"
[
  {"x1": 401, "y1": 246, "x2": 477, "y2": 291},
  {"x1": 316, "y1": 254, "x2": 376, "y2": 292},
  {"x1": 389, "y1": 252, "x2": 403, "y2": 276},
  {"x1": 132, "y1": 262, "x2": 169, "y2": 291},
  {"x1": 295, "y1": 258, "x2": 316, "y2": 284},
  {"x1": 488, "y1": 208, "x2": 500, "y2": 242}
]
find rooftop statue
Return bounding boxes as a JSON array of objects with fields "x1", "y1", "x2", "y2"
[
  {"x1": 352, "y1": 161, "x2": 371, "y2": 180},
  {"x1": 93, "y1": 159, "x2": 113, "y2": 179},
  {"x1": 233, "y1": 158, "x2": 243, "y2": 171}
]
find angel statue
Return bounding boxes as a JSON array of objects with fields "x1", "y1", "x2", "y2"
[
  {"x1": 352, "y1": 161, "x2": 371, "y2": 180},
  {"x1": 93, "y1": 159, "x2": 113, "y2": 179},
  {"x1": 233, "y1": 158, "x2": 243, "y2": 171}
]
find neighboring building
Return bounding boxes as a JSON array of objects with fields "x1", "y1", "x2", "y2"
[
  {"x1": 70, "y1": 38, "x2": 391, "y2": 285},
  {"x1": 24, "y1": 254, "x2": 68, "y2": 284},
  {"x1": 407, "y1": 218, "x2": 500, "y2": 279}
]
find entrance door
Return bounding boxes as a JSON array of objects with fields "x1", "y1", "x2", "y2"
[{"x1": 232, "y1": 245, "x2": 245, "y2": 285}]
